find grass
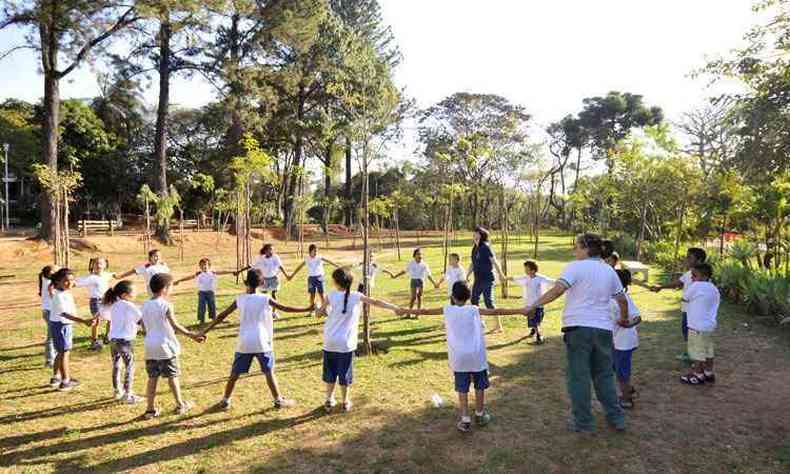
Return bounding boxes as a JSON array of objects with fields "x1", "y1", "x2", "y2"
[{"x1": 2, "y1": 230, "x2": 790, "y2": 473}]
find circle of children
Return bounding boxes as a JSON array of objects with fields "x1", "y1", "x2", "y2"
[{"x1": 37, "y1": 229, "x2": 719, "y2": 434}]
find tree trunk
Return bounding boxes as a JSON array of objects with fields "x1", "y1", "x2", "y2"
[
  {"x1": 344, "y1": 137, "x2": 353, "y2": 227},
  {"x1": 39, "y1": 13, "x2": 60, "y2": 241},
  {"x1": 636, "y1": 203, "x2": 647, "y2": 261},
  {"x1": 224, "y1": 13, "x2": 244, "y2": 154},
  {"x1": 360, "y1": 141, "x2": 373, "y2": 356},
  {"x1": 284, "y1": 91, "x2": 305, "y2": 238},
  {"x1": 393, "y1": 207, "x2": 401, "y2": 260},
  {"x1": 323, "y1": 143, "x2": 332, "y2": 234},
  {"x1": 153, "y1": 17, "x2": 172, "y2": 243}
]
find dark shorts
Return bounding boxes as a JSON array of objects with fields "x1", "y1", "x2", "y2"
[
  {"x1": 454, "y1": 370, "x2": 490, "y2": 393},
  {"x1": 681, "y1": 312, "x2": 689, "y2": 342},
  {"x1": 410, "y1": 278, "x2": 423, "y2": 290},
  {"x1": 528, "y1": 307, "x2": 545, "y2": 328},
  {"x1": 89, "y1": 298, "x2": 100, "y2": 316},
  {"x1": 261, "y1": 276, "x2": 279, "y2": 292},
  {"x1": 322, "y1": 350, "x2": 354, "y2": 386},
  {"x1": 612, "y1": 348, "x2": 635, "y2": 383},
  {"x1": 308, "y1": 276, "x2": 324, "y2": 295},
  {"x1": 146, "y1": 357, "x2": 180, "y2": 378},
  {"x1": 231, "y1": 352, "x2": 275, "y2": 375},
  {"x1": 49, "y1": 321, "x2": 73, "y2": 353}
]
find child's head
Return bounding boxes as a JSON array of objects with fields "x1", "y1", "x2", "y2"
[
  {"x1": 309, "y1": 244, "x2": 317, "y2": 257},
  {"x1": 103, "y1": 280, "x2": 136, "y2": 305},
  {"x1": 473, "y1": 226, "x2": 489, "y2": 246},
  {"x1": 149, "y1": 273, "x2": 173, "y2": 297},
  {"x1": 244, "y1": 269, "x2": 263, "y2": 291},
  {"x1": 260, "y1": 243, "x2": 273, "y2": 257},
  {"x1": 451, "y1": 281, "x2": 471, "y2": 305},
  {"x1": 331, "y1": 268, "x2": 354, "y2": 314},
  {"x1": 686, "y1": 248, "x2": 707, "y2": 268},
  {"x1": 574, "y1": 232, "x2": 604, "y2": 260},
  {"x1": 449, "y1": 253, "x2": 460, "y2": 266},
  {"x1": 606, "y1": 251, "x2": 620, "y2": 268},
  {"x1": 89, "y1": 257, "x2": 108, "y2": 273},
  {"x1": 199, "y1": 258, "x2": 211, "y2": 272},
  {"x1": 413, "y1": 248, "x2": 422, "y2": 261},
  {"x1": 50, "y1": 268, "x2": 75, "y2": 290},
  {"x1": 38, "y1": 265, "x2": 55, "y2": 296},
  {"x1": 524, "y1": 260, "x2": 538, "y2": 276},
  {"x1": 148, "y1": 249, "x2": 161, "y2": 265},
  {"x1": 615, "y1": 269, "x2": 632, "y2": 291},
  {"x1": 691, "y1": 263, "x2": 713, "y2": 282}
]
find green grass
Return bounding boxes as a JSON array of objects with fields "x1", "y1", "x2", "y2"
[{"x1": 1, "y1": 230, "x2": 790, "y2": 473}]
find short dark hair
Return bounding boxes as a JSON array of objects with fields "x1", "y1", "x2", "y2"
[
  {"x1": 50, "y1": 268, "x2": 74, "y2": 286},
  {"x1": 616, "y1": 269, "x2": 632, "y2": 288},
  {"x1": 148, "y1": 249, "x2": 160, "y2": 258},
  {"x1": 449, "y1": 253, "x2": 460, "y2": 261},
  {"x1": 524, "y1": 260, "x2": 538, "y2": 272},
  {"x1": 199, "y1": 257, "x2": 211, "y2": 266},
  {"x1": 308, "y1": 244, "x2": 317, "y2": 253},
  {"x1": 245, "y1": 269, "x2": 263, "y2": 289},
  {"x1": 149, "y1": 273, "x2": 173, "y2": 294},
  {"x1": 576, "y1": 232, "x2": 605, "y2": 258},
  {"x1": 413, "y1": 247, "x2": 422, "y2": 258},
  {"x1": 451, "y1": 281, "x2": 471, "y2": 303},
  {"x1": 687, "y1": 248, "x2": 707, "y2": 263},
  {"x1": 601, "y1": 240, "x2": 615, "y2": 260},
  {"x1": 260, "y1": 243, "x2": 273, "y2": 254},
  {"x1": 692, "y1": 263, "x2": 713, "y2": 280}
]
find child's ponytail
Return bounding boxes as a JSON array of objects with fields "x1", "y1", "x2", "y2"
[
  {"x1": 103, "y1": 280, "x2": 134, "y2": 306},
  {"x1": 331, "y1": 268, "x2": 354, "y2": 314},
  {"x1": 38, "y1": 265, "x2": 54, "y2": 297}
]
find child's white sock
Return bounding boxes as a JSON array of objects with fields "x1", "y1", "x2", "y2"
[
  {"x1": 704, "y1": 370, "x2": 714, "y2": 376},
  {"x1": 461, "y1": 416, "x2": 471, "y2": 423},
  {"x1": 475, "y1": 410, "x2": 484, "y2": 417}
]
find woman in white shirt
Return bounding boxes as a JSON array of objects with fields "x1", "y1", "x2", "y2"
[
  {"x1": 290, "y1": 244, "x2": 341, "y2": 317},
  {"x1": 391, "y1": 248, "x2": 438, "y2": 320},
  {"x1": 524, "y1": 233, "x2": 630, "y2": 433},
  {"x1": 201, "y1": 269, "x2": 313, "y2": 411},
  {"x1": 318, "y1": 268, "x2": 400, "y2": 413}
]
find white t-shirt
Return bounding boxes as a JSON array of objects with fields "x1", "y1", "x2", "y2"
[
  {"x1": 558, "y1": 259, "x2": 624, "y2": 331},
  {"x1": 98, "y1": 303, "x2": 112, "y2": 322},
  {"x1": 254, "y1": 255, "x2": 282, "y2": 278},
  {"x1": 513, "y1": 274, "x2": 555, "y2": 307},
  {"x1": 406, "y1": 260, "x2": 431, "y2": 280},
  {"x1": 236, "y1": 293, "x2": 274, "y2": 353},
  {"x1": 76, "y1": 272, "x2": 112, "y2": 299},
  {"x1": 305, "y1": 256, "x2": 325, "y2": 277},
  {"x1": 444, "y1": 266, "x2": 466, "y2": 296},
  {"x1": 679, "y1": 271, "x2": 693, "y2": 312},
  {"x1": 135, "y1": 263, "x2": 170, "y2": 296},
  {"x1": 41, "y1": 277, "x2": 52, "y2": 311},
  {"x1": 108, "y1": 299, "x2": 142, "y2": 341},
  {"x1": 356, "y1": 261, "x2": 381, "y2": 288},
  {"x1": 323, "y1": 290, "x2": 363, "y2": 353},
  {"x1": 684, "y1": 281, "x2": 720, "y2": 332},
  {"x1": 49, "y1": 290, "x2": 78, "y2": 324},
  {"x1": 443, "y1": 305, "x2": 488, "y2": 373},
  {"x1": 196, "y1": 271, "x2": 217, "y2": 292},
  {"x1": 141, "y1": 297, "x2": 180, "y2": 360},
  {"x1": 610, "y1": 293, "x2": 641, "y2": 351}
]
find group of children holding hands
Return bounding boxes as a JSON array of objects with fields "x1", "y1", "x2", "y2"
[{"x1": 37, "y1": 240, "x2": 720, "y2": 432}]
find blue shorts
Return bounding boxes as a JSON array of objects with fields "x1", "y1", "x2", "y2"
[
  {"x1": 49, "y1": 321, "x2": 73, "y2": 353},
  {"x1": 528, "y1": 307, "x2": 545, "y2": 328},
  {"x1": 613, "y1": 348, "x2": 635, "y2": 383},
  {"x1": 89, "y1": 298, "x2": 100, "y2": 316},
  {"x1": 231, "y1": 352, "x2": 275, "y2": 375},
  {"x1": 410, "y1": 278, "x2": 423, "y2": 290},
  {"x1": 308, "y1": 276, "x2": 324, "y2": 295},
  {"x1": 322, "y1": 350, "x2": 354, "y2": 386},
  {"x1": 454, "y1": 370, "x2": 490, "y2": 393},
  {"x1": 261, "y1": 277, "x2": 279, "y2": 292}
]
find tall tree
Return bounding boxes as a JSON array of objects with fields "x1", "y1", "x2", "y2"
[{"x1": 0, "y1": 1, "x2": 138, "y2": 238}]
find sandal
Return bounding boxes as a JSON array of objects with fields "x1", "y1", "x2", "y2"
[{"x1": 680, "y1": 374, "x2": 705, "y2": 385}]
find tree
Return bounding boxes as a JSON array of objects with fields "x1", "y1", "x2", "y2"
[
  {"x1": 677, "y1": 99, "x2": 738, "y2": 178},
  {"x1": 1, "y1": 1, "x2": 139, "y2": 238},
  {"x1": 32, "y1": 164, "x2": 82, "y2": 265}
]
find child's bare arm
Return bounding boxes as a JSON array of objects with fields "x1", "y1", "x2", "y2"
[
  {"x1": 167, "y1": 308, "x2": 205, "y2": 342},
  {"x1": 408, "y1": 307, "x2": 444, "y2": 316},
  {"x1": 202, "y1": 301, "x2": 238, "y2": 334},
  {"x1": 270, "y1": 298, "x2": 314, "y2": 314},
  {"x1": 115, "y1": 269, "x2": 136, "y2": 279},
  {"x1": 173, "y1": 273, "x2": 197, "y2": 286},
  {"x1": 360, "y1": 296, "x2": 400, "y2": 313},
  {"x1": 290, "y1": 262, "x2": 306, "y2": 278},
  {"x1": 212, "y1": 270, "x2": 236, "y2": 276},
  {"x1": 479, "y1": 307, "x2": 531, "y2": 317},
  {"x1": 323, "y1": 258, "x2": 340, "y2": 268},
  {"x1": 61, "y1": 312, "x2": 94, "y2": 326},
  {"x1": 234, "y1": 265, "x2": 252, "y2": 276}
]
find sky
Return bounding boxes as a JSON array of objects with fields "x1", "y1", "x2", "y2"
[{"x1": 0, "y1": 0, "x2": 759, "y2": 162}]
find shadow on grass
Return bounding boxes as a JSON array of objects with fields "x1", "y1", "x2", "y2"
[{"x1": 0, "y1": 399, "x2": 118, "y2": 426}]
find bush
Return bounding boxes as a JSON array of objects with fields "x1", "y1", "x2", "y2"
[
  {"x1": 642, "y1": 239, "x2": 680, "y2": 269},
  {"x1": 712, "y1": 256, "x2": 790, "y2": 323},
  {"x1": 713, "y1": 259, "x2": 751, "y2": 303}
]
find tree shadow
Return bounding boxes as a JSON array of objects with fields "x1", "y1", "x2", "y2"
[{"x1": 0, "y1": 399, "x2": 118, "y2": 426}]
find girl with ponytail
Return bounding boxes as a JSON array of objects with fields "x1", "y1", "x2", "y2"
[
  {"x1": 39, "y1": 265, "x2": 57, "y2": 367},
  {"x1": 103, "y1": 280, "x2": 144, "y2": 403},
  {"x1": 318, "y1": 268, "x2": 401, "y2": 413}
]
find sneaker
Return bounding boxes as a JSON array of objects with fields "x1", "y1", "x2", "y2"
[
  {"x1": 527, "y1": 329, "x2": 536, "y2": 339},
  {"x1": 90, "y1": 340, "x2": 103, "y2": 351},
  {"x1": 704, "y1": 373, "x2": 716, "y2": 384},
  {"x1": 177, "y1": 400, "x2": 195, "y2": 415},
  {"x1": 566, "y1": 419, "x2": 595, "y2": 434},
  {"x1": 456, "y1": 419, "x2": 472, "y2": 433},
  {"x1": 58, "y1": 379, "x2": 80, "y2": 391},
  {"x1": 219, "y1": 399, "x2": 231, "y2": 411},
  {"x1": 474, "y1": 412, "x2": 492, "y2": 427},
  {"x1": 125, "y1": 394, "x2": 144, "y2": 404},
  {"x1": 102, "y1": 335, "x2": 110, "y2": 345},
  {"x1": 114, "y1": 389, "x2": 125, "y2": 400},
  {"x1": 324, "y1": 399, "x2": 337, "y2": 413},
  {"x1": 342, "y1": 400, "x2": 353, "y2": 413},
  {"x1": 273, "y1": 398, "x2": 295, "y2": 409},
  {"x1": 143, "y1": 408, "x2": 161, "y2": 419},
  {"x1": 49, "y1": 377, "x2": 62, "y2": 388}
]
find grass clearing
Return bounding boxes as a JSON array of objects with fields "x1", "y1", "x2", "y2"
[{"x1": 1, "y1": 231, "x2": 790, "y2": 473}]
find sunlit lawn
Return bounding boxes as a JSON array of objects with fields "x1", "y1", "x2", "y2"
[{"x1": 1, "y1": 230, "x2": 789, "y2": 473}]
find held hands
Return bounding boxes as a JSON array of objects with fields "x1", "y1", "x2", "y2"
[
  {"x1": 522, "y1": 306, "x2": 535, "y2": 318},
  {"x1": 649, "y1": 285, "x2": 661, "y2": 293},
  {"x1": 192, "y1": 333, "x2": 207, "y2": 343},
  {"x1": 394, "y1": 307, "x2": 409, "y2": 317}
]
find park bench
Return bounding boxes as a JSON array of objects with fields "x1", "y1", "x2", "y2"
[
  {"x1": 621, "y1": 260, "x2": 649, "y2": 282},
  {"x1": 170, "y1": 219, "x2": 198, "y2": 230},
  {"x1": 78, "y1": 219, "x2": 122, "y2": 237}
]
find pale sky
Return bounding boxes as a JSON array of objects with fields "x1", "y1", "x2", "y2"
[{"x1": 0, "y1": 1, "x2": 758, "y2": 161}]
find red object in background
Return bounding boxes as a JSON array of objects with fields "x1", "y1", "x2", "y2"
[{"x1": 723, "y1": 231, "x2": 741, "y2": 242}]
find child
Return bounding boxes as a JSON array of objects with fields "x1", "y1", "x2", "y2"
[
  {"x1": 391, "y1": 248, "x2": 438, "y2": 319},
  {"x1": 318, "y1": 268, "x2": 400, "y2": 412},
  {"x1": 508, "y1": 260, "x2": 555, "y2": 344},
  {"x1": 405, "y1": 281, "x2": 530, "y2": 433},
  {"x1": 141, "y1": 273, "x2": 205, "y2": 418},
  {"x1": 48, "y1": 268, "x2": 97, "y2": 391},
  {"x1": 173, "y1": 258, "x2": 234, "y2": 323},
  {"x1": 116, "y1": 249, "x2": 170, "y2": 297},
  {"x1": 436, "y1": 253, "x2": 466, "y2": 302},
  {"x1": 610, "y1": 269, "x2": 642, "y2": 408},
  {"x1": 237, "y1": 244, "x2": 292, "y2": 318},
  {"x1": 76, "y1": 257, "x2": 114, "y2": 350},
  {"x1": 290, "y1": 244, "x2": 340, "y2": 316},
  {"x1": 680, "y1": 263, "x2": 720, "y2": 385},
  {"x1": 606, "y1": 252, "x2": 620, "y2": 269},
  {"x1": 103, "y1": 280, "x2": 144, "y2": 403},
  {"x1": 350, "y1": 250, "x2": 394, "y2": 294},
  {"x1": 651, "y1": 247, "x2": 707, "y2": 361},
  {"x1": 201, "y1": 269, "x2": 313, "y2": 410},
  {"x1": 39, "y1": 265, "x2": 56, "y2": 368}
]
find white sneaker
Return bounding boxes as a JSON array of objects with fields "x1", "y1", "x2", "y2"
[
  {"x1": 177, "y1": 400, "x2": 195, "y2": 415},
  {"x1": 114, "y1": 390, "x2": 125, "y2": 400},
  {"x1": 125, "y1": 394, "x2": 144, "y2": 404}
]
